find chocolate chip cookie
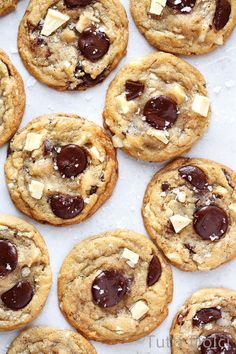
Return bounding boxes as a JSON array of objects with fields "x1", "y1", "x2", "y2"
[
  {"x1": 0, "y1": 50, "x2": 25, "y2": 147},
  {"x1": 0, "y1": 0, "x2": 18, "y2": 16},
  {"x1": 5, "y1": 113, "x2": 118, "y2": 226},
  {"x1": 103, "y1": 52, "x2": 211, "y2": 162},
  {"x1": 0, "y1": 215, "x2": 52, "y2": 331},
  {"x1": 142, "y1": 157, "x2": 236, "y2": 271},
  {"x1": 131, "y1": 0, "x2": 236, "y2": 55},
  {"x1": 8, "y1": 326, "x2": 97, "y2": 353},
  {"x1": 18, "y1": 0, "x2": 128, "y2": 91},
  {"x1": 58, "y1": 229, "x2": 173, "y2": 343},
  {"x1": 171, "y1": 288, "x2": 236, "y2": 353}
]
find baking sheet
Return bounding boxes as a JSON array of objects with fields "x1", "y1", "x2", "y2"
[{"x1": 0, "y1": 1, "x2": 236, "y2": 353}]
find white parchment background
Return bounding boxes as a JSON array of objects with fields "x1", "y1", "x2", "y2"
[{"x1": 0, "y1": 0, "x2": 236, "y2": 353}]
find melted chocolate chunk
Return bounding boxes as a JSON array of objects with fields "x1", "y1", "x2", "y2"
[
  {"x1": 92, "y1": 269, "x2": 129, "y2": 308},
  {"x1": 167, "y1": 0, "x2": 197, "y2": 13},
  {"x1": 49, "y1": 194, "x2": 84, "y2": 219},
  {"x1": 179, "y1": 165, "x2": 208, "y2": 190},
  {"x1": 56, "y1": 144, "x2": 87, "y2": 178},
  {"x1": 193, "y1": 205, "x2": 228, "y2": 241},
  {"x1": 192, "y1": 307, "x2": 222, "y2": 326},
  {"x1": 78, "y1": 26, "x2": 110, "y2": 62},
  {"x1": 201, "y1": 332, "x2": 236, "y2": 354},
  {"x1": 125, "y1": 80, "x2": 145, "y2": 101},
  {"x1": 213, "y1": 0, "x2": 231, "y2": 30},
  {"x1": 143, "y1": 96, "x2": 178, "y2": 130},
  {"x1": 161, "y1": 182, "x2": 170, "y2": 192},
  {"x1": 64, "y1": 0, "x2": 93, "y2": 7},
  {"x1": 0, "y1": 239, "x2": 18, "y2": 277},
  {"x1": 1, "y1": 281, "x2": 33, "y2": 310},
  {"x1": 147, "y1": 255, "x2": 162, "y2": 286}
]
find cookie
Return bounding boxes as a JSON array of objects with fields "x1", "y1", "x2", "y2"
[
  {"x1": 130, "y1": 0, "x2": 236, "y2": 56},
  {"x1": 58, "y1": 229, "x2": 173, "y2": 344},
  {"x1": 171, "y1": 288, "x2": 236, "y2": 354},
  {"x1": 0, "y1": 50, "x2": 25, "y2": 147},
  {"x1": 103, "y1": 52, "x2": 210, "y2": 162},
  {"x1": 18, "y1": 0, "x2": 128, "y2": 91},
  {"x1": 0, "y1": 215, "x2": 52, "y2": 331},
  {"x1": 5, "y1": 113, "x2": 118, "y2": 226},
  {"x1": 7, "y1": 326, "x2": 97, "y2": 353},
  {"x1": 142, "y1": 157, "x2": 236, "y2": 271},
  {"x1": 0, "y1": 0, "x2": 18, "y2": 16}
]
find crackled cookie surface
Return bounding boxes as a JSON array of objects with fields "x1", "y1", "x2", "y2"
[
  {"x1": 142, "y1": 157, "x2": 236, "y2": 271},
  {"x1": 0, "y1": 215, "x2": 51, "y2": 331},
  {"x1": 104, "y1": 53, "x2": 210, "y2": 162},
  {"x1": 8, "y1": 326, "x2": 97, "y2": 353},
  {"x1": 0, "y1": 0, "x2": 18, "y2": 16},
  {"x1": 58, "y1": 229, "x2": 173, "y2": 343},
  {"x1": 5, "y1": 114, "x2": 118, "y2": 226},
  {"x1": 18, "y1": 0, "x2": 128, "y2": 91},
  {"x1": 171, "y1": 288, "x2": 236, "y2": 353},
  {"x1": 131, "y1": 0, "x2": 236, "y2": 55},
  {"x1": 0, "y1": 50, "x2": 25, "y2": 146}
]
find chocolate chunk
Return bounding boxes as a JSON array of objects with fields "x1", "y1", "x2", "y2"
[
  {"x1": 0, "y1": 239, "x2": 18, "y2": 277},
  {"x1": 179, "y1": 165, "x2": 208, "y2": 190},
  {"x1": 1, "y1": 281, "x2": 33, "y2": 310},
  {"x1": 92, "y1": 269, "x2": 129, "y2": 308},
  {"x1": 147, "y1": 255, "x2": 162, "y2": 286},
  {"x1": 125, "y1": 80, "x2": 145, "y2": 101},
  {"x1": 74, "y1": 64, "x2": 107, "y2": 89},
  {"x1": 213, "y1": 0, "x2": 231, "y2": 31},
  {"x1": 161, "y1": 182, "x2": 170, "y2": 192},
  {"x1": 192, "y1": 307, "x2": 222, "y2": 326},
  {"x1": 143, "y1": 96, "x2": 178, "y2": 130},
  {"x1": 56, "y1": 144, "x2": 87, "y2": 178},
  {"x1": 7, "y1": 145, "x2": 13, "y2": 157},
  {"x1": 78, "y1": 26, "x2": 110, "y2": 62},
  {"x1": 193, "y1": 205, "x2": 228, "y2": 241},
  {"x1": 167, "y1": 0, "x2": 196, "y2": 13},
  {"x1": 177, "y1": 309, "x2": 189, "y2": 325},
  {"x1": 43, "y1": 140, "x2": 55, "y2": 156},
  {"x1": 201, "y1": 332, "x2": 236, "y2": 354},
  {"x1": 64, "y1": 0, "x2": 93, "y2": 7},
  {"x1": 49, "y1": 194, "x2": 84, "y2": 219},
  {"x1": 89, "y1": 185, "x2": 98, "y2": 195}
]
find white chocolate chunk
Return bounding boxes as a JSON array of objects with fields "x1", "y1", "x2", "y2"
[
  {"x1": 116, "y1": 93, "x2": 136, "y2": 114},
  {"x1": 149, "y1": 0, "x2": 167, "y2": 15},
  {"x1": 169, "y1": 214, "x2": 191, "y2": 233},
  {"x1": 76, "y1": 10, "x2": 99, "y2": 33},
  {"x1": 173, "y1": 189, "x2": 186, "y2": 203},
  {"x1": 214, "y1": 35, "x2": 224, "y2": 45},
  {"x1": 90, "y1": 146, "x2": 104, "y2": 162},
  {"x1": 29, "y1": 180, "x2": 44, "y2": 200},
  {"x1": 24, "y1": 133, "x2": 43, "y2": 151},
  {"x1": 121, "y1": 248, "x2": 139, "y2": 267},
  {"x1": 112, "y1": 135, "x2": 124, "y2": 148},
  {"x1": 41, "y1": 9, "x2": 70, "y2": 37},
  {"x1": 147, "y1": 129, "x2": 169, "y2": 144},
  {"x1": 192, "y1": 94, "x2": 210, "y2": 117},
  {"x1": 168, "y1": 84, "x2": 186, "y2": 104},
  {"x1": 229, "y1": 203, "x2": 236, "y2": 217},
  {"x1": 130, "y1": 300, "x2": 149, "y2": 320}
]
